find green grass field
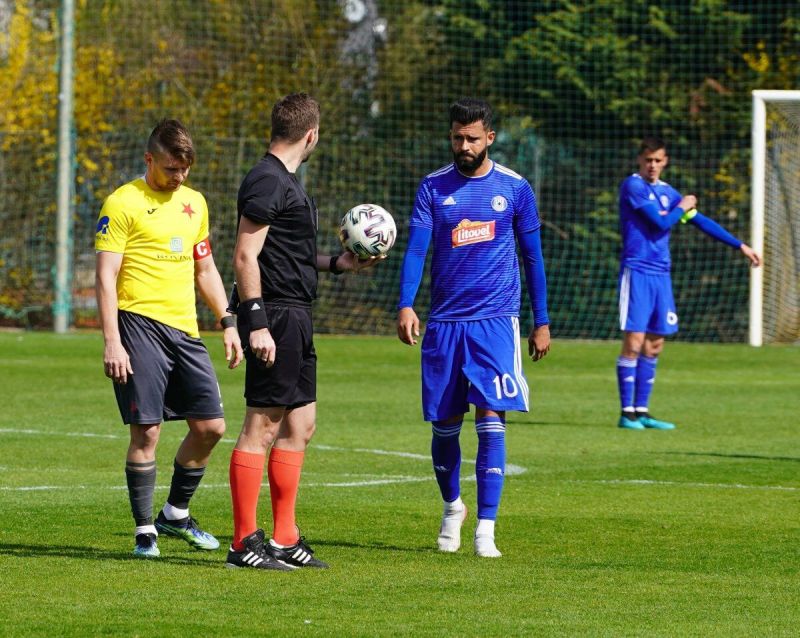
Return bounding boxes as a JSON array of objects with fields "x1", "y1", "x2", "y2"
[{"x1": 0, "y1": 331, "x2": 797, "y2": 637}]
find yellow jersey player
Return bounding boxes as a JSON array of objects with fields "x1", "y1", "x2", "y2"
[{"x1": 95, "y1": 119, "x2": 243, "y2": 558}]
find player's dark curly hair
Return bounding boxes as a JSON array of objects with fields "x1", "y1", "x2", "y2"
[
  {"x1": 271, "y1": 93, "x2": 320, "y2": 143},
  {"x1": 147, "y1": 119, "x2": 195, "y2": 165},
  {"x1": 450, "y1": 98, "x2": 493, "y2": 130}
]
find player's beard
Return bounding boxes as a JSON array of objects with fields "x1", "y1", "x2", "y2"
[{"x1": 454, "y1": 147, "x2": 487, "y2": 174}]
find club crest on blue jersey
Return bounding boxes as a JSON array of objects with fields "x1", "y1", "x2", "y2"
[{"x1": 491, "y1": 195, "x2": 508, "y2": 212}]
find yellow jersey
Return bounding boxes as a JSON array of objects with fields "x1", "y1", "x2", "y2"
[{"x1": 95, "y1": 177, "x2": 212, "y2": 337}]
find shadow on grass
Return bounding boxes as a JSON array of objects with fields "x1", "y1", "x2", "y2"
[
  {"x1": 294, "y1": 537, "x2": 432, "y2": 554},
  {"x1": 504, "y1": 418, "x2": 584, "y2": 428},
  {"x1": 660, "y1": 451, "x2": 800, "y2": 463},
  {"x1": 0, "y1": 542, "x2": 221, "y2": 566},
  {"x1": 108, "y1": 532, "x2": 432, "y2": 555}
]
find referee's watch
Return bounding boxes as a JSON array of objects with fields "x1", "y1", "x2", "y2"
[{"x1": 329, "y1": 255, "x2": 344, "y2": 275}]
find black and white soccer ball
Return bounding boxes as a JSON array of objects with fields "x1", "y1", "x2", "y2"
[{"x1": 338, "y1": 204, "x2": 397, "y2": 258}]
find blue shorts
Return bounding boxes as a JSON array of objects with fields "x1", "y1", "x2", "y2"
[
  {"x1": 420, "y1": 316, "x2": 529, "y2": 422},
  {"x1": 618, "y1": 267, "x2": 678, "y2": 335}
]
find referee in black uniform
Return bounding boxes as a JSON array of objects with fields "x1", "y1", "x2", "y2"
[{"x1": 225, "y1": 93, "x2": 381, "y2": 571}]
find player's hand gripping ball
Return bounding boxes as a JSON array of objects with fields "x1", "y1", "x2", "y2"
[{"x1": 338, "y1": 204, "x2": 397, "y2": 258}]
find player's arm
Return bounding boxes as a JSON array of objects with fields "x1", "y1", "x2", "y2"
[
  {"x1": 628, "y1": 180, "x2": 696, "y2": 230},
  {"x1": 518, "y1": 228, "x2": 551, "y2": 361},
  {"x1": 396, "y1": 224, "x2": 431, "y2": 346},
  {"x1": 194, "y1": 243, "x2": 243, "y2": 369},
  {"x1": 684, "y1": 210, "x2": 761, "y2": 266},
  {"x1": 397, "y1": 179, "x2": 434, "y2": 346},
  {"x1": 95, "y1": 250, "x2": 133, "y2": 384},
  {"x1": 636, "y1": 199, "x2": 694, "y2": 230},
  {"x1": 232, "y1": 215, "x2": 277, "y2": 367}
]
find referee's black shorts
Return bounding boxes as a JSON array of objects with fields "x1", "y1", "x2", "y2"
[
  {"x1": 114, "y1": 311, "x2": 224, "y2": 425},
  {"x1": 239, "y1": 304, "x2": 316, "y2": 409}
]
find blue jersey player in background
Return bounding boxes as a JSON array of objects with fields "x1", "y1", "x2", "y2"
[
  {"x1": 397, "y1": 98, "x2": 550, "y2": 558},
  {"x1": 616, "y1": 136, "x2": 760, "y2": 431}
]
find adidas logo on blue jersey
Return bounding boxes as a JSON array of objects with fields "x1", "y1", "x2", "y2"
[{"x1": 443, "y1": 196, "x2": 456, "y2": 205}]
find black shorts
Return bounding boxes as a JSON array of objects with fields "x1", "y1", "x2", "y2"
[
  {"x1": 114, "y1": 311, "x2": 224, "y2": 424},
  {"x1": 240, "y1": 304, "x2": 316, "y2": 409}
]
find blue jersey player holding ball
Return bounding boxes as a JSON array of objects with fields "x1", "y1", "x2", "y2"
[
  {"x1": 616, "y1": 136, "x2": 760, "y2": 431},
  {"x1": 397, "y1": 98, "x2": 550, "y2": 558}
]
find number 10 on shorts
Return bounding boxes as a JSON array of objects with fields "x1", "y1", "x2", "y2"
[{"x1": 492, "y1": 373, "x2": 518, "y2": 399}]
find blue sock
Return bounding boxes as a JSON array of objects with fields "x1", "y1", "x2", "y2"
[
  {"x1": 634, "y1": 355, "x2": 658, "y2": 413},
  {"x1": 616, "y1": 356, "x2": 637, "y2": 412},
  {"x1": 475, "y1": 416, "x2": 506, "y2": 520},
  {"x1": 431, "y1": 420, "x2": 462, "y2": 503}
]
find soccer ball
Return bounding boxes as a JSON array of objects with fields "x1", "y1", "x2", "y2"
[{"x1": 338, "y1": 204, "x2": 397, "y2": 258}]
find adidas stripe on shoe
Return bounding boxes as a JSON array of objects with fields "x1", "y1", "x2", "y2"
[
  {"x1": 267, "y1": 536, "x2": 329, "y2": 569},
  {"x1": 225, "y1": 529, "x2": 294, "y2": 571}
]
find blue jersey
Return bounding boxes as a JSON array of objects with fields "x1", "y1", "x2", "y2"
[
  {"x1": 619, "y1": 173, "x2": 683, "y2": 274},
  {"x1": 410, "y1": 161, "x2": 541, "y2": 321}
]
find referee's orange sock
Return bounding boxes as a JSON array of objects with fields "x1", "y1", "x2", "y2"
[
  {"x1": 268, "y1": 447, "x2": 305, "y2": 546},
  {"x1": 230, "y1": 449, "x2": 266, "y2": 551}
]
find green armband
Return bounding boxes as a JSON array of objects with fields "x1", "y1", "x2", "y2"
[{"x1": 680, "y1": 208, "x2": 698, "y2": 224}]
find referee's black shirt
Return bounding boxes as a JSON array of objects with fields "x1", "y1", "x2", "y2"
[{"x1": 237, "y1": 153, "x2": 319, "y2": 306}]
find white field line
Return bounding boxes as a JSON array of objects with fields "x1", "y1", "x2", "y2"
[
  {"x1": 0, "y1": 478, "x2": 431, "y2": 492},
  {"x1": 0, "y1": 427, "x2": 523, "y2": 491},
  {"x1": 6, "y1": 477, "x2": 797, "y2": 493},
  {"x1": 5, "y1": 427, "x2": 795, "y2": 493},
  {"x1": 575, "y1": 479, "x2": 799, "y2": 492},
  {"x1": 0, "y1": 428, "x2": 122, "y2": 440},
  {"x1": 314, "y1": 444, "x2": 527, "y2": 476}
]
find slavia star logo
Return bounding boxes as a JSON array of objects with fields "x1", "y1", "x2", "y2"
[{"x1": 182, "y1": 202, "x2": 195, "y2": 219}]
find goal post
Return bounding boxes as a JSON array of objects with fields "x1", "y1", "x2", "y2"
[{"x1": 749, "y1": 90, "x2": 800, "y2": 346}]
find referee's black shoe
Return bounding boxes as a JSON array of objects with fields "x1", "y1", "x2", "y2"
[
  {"x1": 267, "y1": 535, "x2": 329, "y2": 569},
  {"x1": 225, "y1": 529, "x2": 294, "y2": 571}
]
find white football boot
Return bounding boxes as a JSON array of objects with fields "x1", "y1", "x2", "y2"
[{"x1": 437, "y1": 500, "x2": 468, "y2": 552}]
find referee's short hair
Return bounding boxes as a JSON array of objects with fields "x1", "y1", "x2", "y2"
[
  {"x1": 147, "y1": 119, "x2": 195, "y2": 165},
  {"x1": 450, "y1": 98, "x2": 493, "y2": 130},
  {"x1": 271, "y1": 93, "x2": 320, "y2": 143}
]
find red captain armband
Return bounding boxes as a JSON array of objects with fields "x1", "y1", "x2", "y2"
[{"x1": 193, "y1": 237, "x2": 212, "y2": 260}]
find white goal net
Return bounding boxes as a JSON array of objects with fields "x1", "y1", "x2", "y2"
[{"x1": 750, "y1": 90, "x2": 800, "y2": 345}]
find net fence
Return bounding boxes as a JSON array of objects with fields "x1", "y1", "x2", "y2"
[
  {"x1": 762, "y1": 100, "x2": 800, "y2": 343},
  {"x1": 1, "y1": 0, "x2": 798, "y2": 341}
]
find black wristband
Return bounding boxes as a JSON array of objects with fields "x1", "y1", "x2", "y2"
[
  {"x1": 220, "y1": 314, "x2": 237, "y2": 330},
  {"x1": 329, "y1": 255, "x2": 344, "y2": 275},
  {"x1": 226, "y1": 283, "x2": 240, "y2": 314},
  {"x1": 240, "y1": 298, "x2": 268, "y2": 330}
]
